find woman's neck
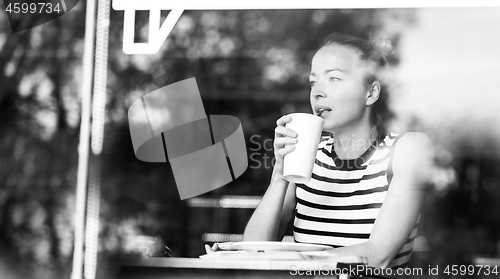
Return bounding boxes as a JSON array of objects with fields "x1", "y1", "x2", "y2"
[{"x1": 331, "y1": 123, "x2": 378, "y2": 160}]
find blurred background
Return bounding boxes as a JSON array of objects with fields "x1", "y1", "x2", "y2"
[{"x1": 1, "y1": 3, "x2": 500, "y2": 279}]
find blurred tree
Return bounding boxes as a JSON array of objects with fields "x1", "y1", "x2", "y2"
[{"x1": 0, "y1": 3, "x2": 85, "y2": 278}]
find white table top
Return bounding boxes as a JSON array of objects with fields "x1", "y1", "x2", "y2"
[{"x1": 123, "y1": 255, "x2": 365, "y2": 271}]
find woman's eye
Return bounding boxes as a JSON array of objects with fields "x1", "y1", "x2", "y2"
[
  {"x1": 309, "y1": 80, "x2": 317, "y2": 87},
  {"x1": 329, "y1": 77, "x2": 340, "y2": 82}
]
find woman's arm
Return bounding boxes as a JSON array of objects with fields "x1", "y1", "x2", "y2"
[
  {"x1": 243, "y1": 115, "x2": 299, "y2": 241},
  {"x1": 206, "y1": 115, "x2": 298, "y2": 253},
  {"x1": 277, "y1": 181, "x2": 297, "y2": 240},
  {"x1": 243, "y1": 172, "x2": 296, "y2": 241},
  {"x1": 327, "y1": 132, "x2": 433, "y2": 267}
]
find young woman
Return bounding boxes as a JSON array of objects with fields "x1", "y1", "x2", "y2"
[{"x1": 207, "y1": 33, "x2": 433, "y2": 269}]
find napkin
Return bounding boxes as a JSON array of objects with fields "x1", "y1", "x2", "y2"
[{"x1": 200, "y1": 251, "x2": 305, "y2": 260}]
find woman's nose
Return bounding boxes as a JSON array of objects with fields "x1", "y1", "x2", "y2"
[{"x1": 311, "y1": 87, "x2": 326, "y2": 99}]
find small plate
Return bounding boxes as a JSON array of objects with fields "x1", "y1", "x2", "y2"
[{"x1": 231, "y1": 241, "x2": 331, "y2": 252}]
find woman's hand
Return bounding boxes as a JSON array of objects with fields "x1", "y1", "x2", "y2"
[
  {"x1": 204, "y1": 242, "x2": 236, "y2": 254},
  {"x1": 273, "y1": 115, "x2": 298, "y2": 178}
]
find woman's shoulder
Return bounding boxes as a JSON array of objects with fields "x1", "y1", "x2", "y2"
[
  {"x1": 390, "y1": 132, "x2": 434, "y2": 188},
  {"x1": 393, "y1": 132, "x2": 432, "y2": 151}
]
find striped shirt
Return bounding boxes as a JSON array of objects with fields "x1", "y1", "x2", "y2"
[{"x1": 293, "y1": 133, "x2": 419, "y2": 268}]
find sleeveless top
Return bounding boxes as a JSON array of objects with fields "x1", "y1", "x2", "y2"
[{"x1": 293, "y1": 133, "x2": 419, "y2": 269}]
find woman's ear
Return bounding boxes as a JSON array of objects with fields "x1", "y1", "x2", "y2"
[{"x1": 366, "y1": 81, "x2": 381, "y2": 106}]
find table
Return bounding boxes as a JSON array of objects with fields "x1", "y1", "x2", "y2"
[{"x1": 117, "y1": 257, "x2": 392, "y2": 279}]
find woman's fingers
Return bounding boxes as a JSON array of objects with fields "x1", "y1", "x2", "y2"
[
  {"x1": 276, "y1": 115, "x2": 292, "y2": 127},
  {"x1": 274, "y1": 126, "x2": 297, "y2": 138},
  {"x1": 273, "y1": 115, "x2": 298, "y2": 174},
  {"x1": 273, "y1": 137, "x2": 298, "y2": 148},
  {"x1": 274, "y1": 115, "x2": 298, "y2": 160},
  {"x1": 277, "y1": 144, "x2": 296, "y2": 156}
]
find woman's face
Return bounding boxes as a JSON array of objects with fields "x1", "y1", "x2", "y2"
[{"x1": 309, "y1": 45, "x2": 371, "y2": 133}]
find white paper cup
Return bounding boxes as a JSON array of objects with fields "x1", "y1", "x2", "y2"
[{"x1": 283, "y1": 113, "x2": 324, "y2": 184}]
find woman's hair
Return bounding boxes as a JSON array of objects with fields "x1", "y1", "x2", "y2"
[{"x1": 320, "y1": 32, "x2": 393, "y2": 139}]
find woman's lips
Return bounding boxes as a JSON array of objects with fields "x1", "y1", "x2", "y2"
[{"x1": 316, "y1": 108, "x2": 332, "y2": 117}]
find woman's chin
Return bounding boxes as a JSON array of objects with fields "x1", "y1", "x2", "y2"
[{"x1": 321, "y1": 121, "x2": 337, "y2": 133}]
